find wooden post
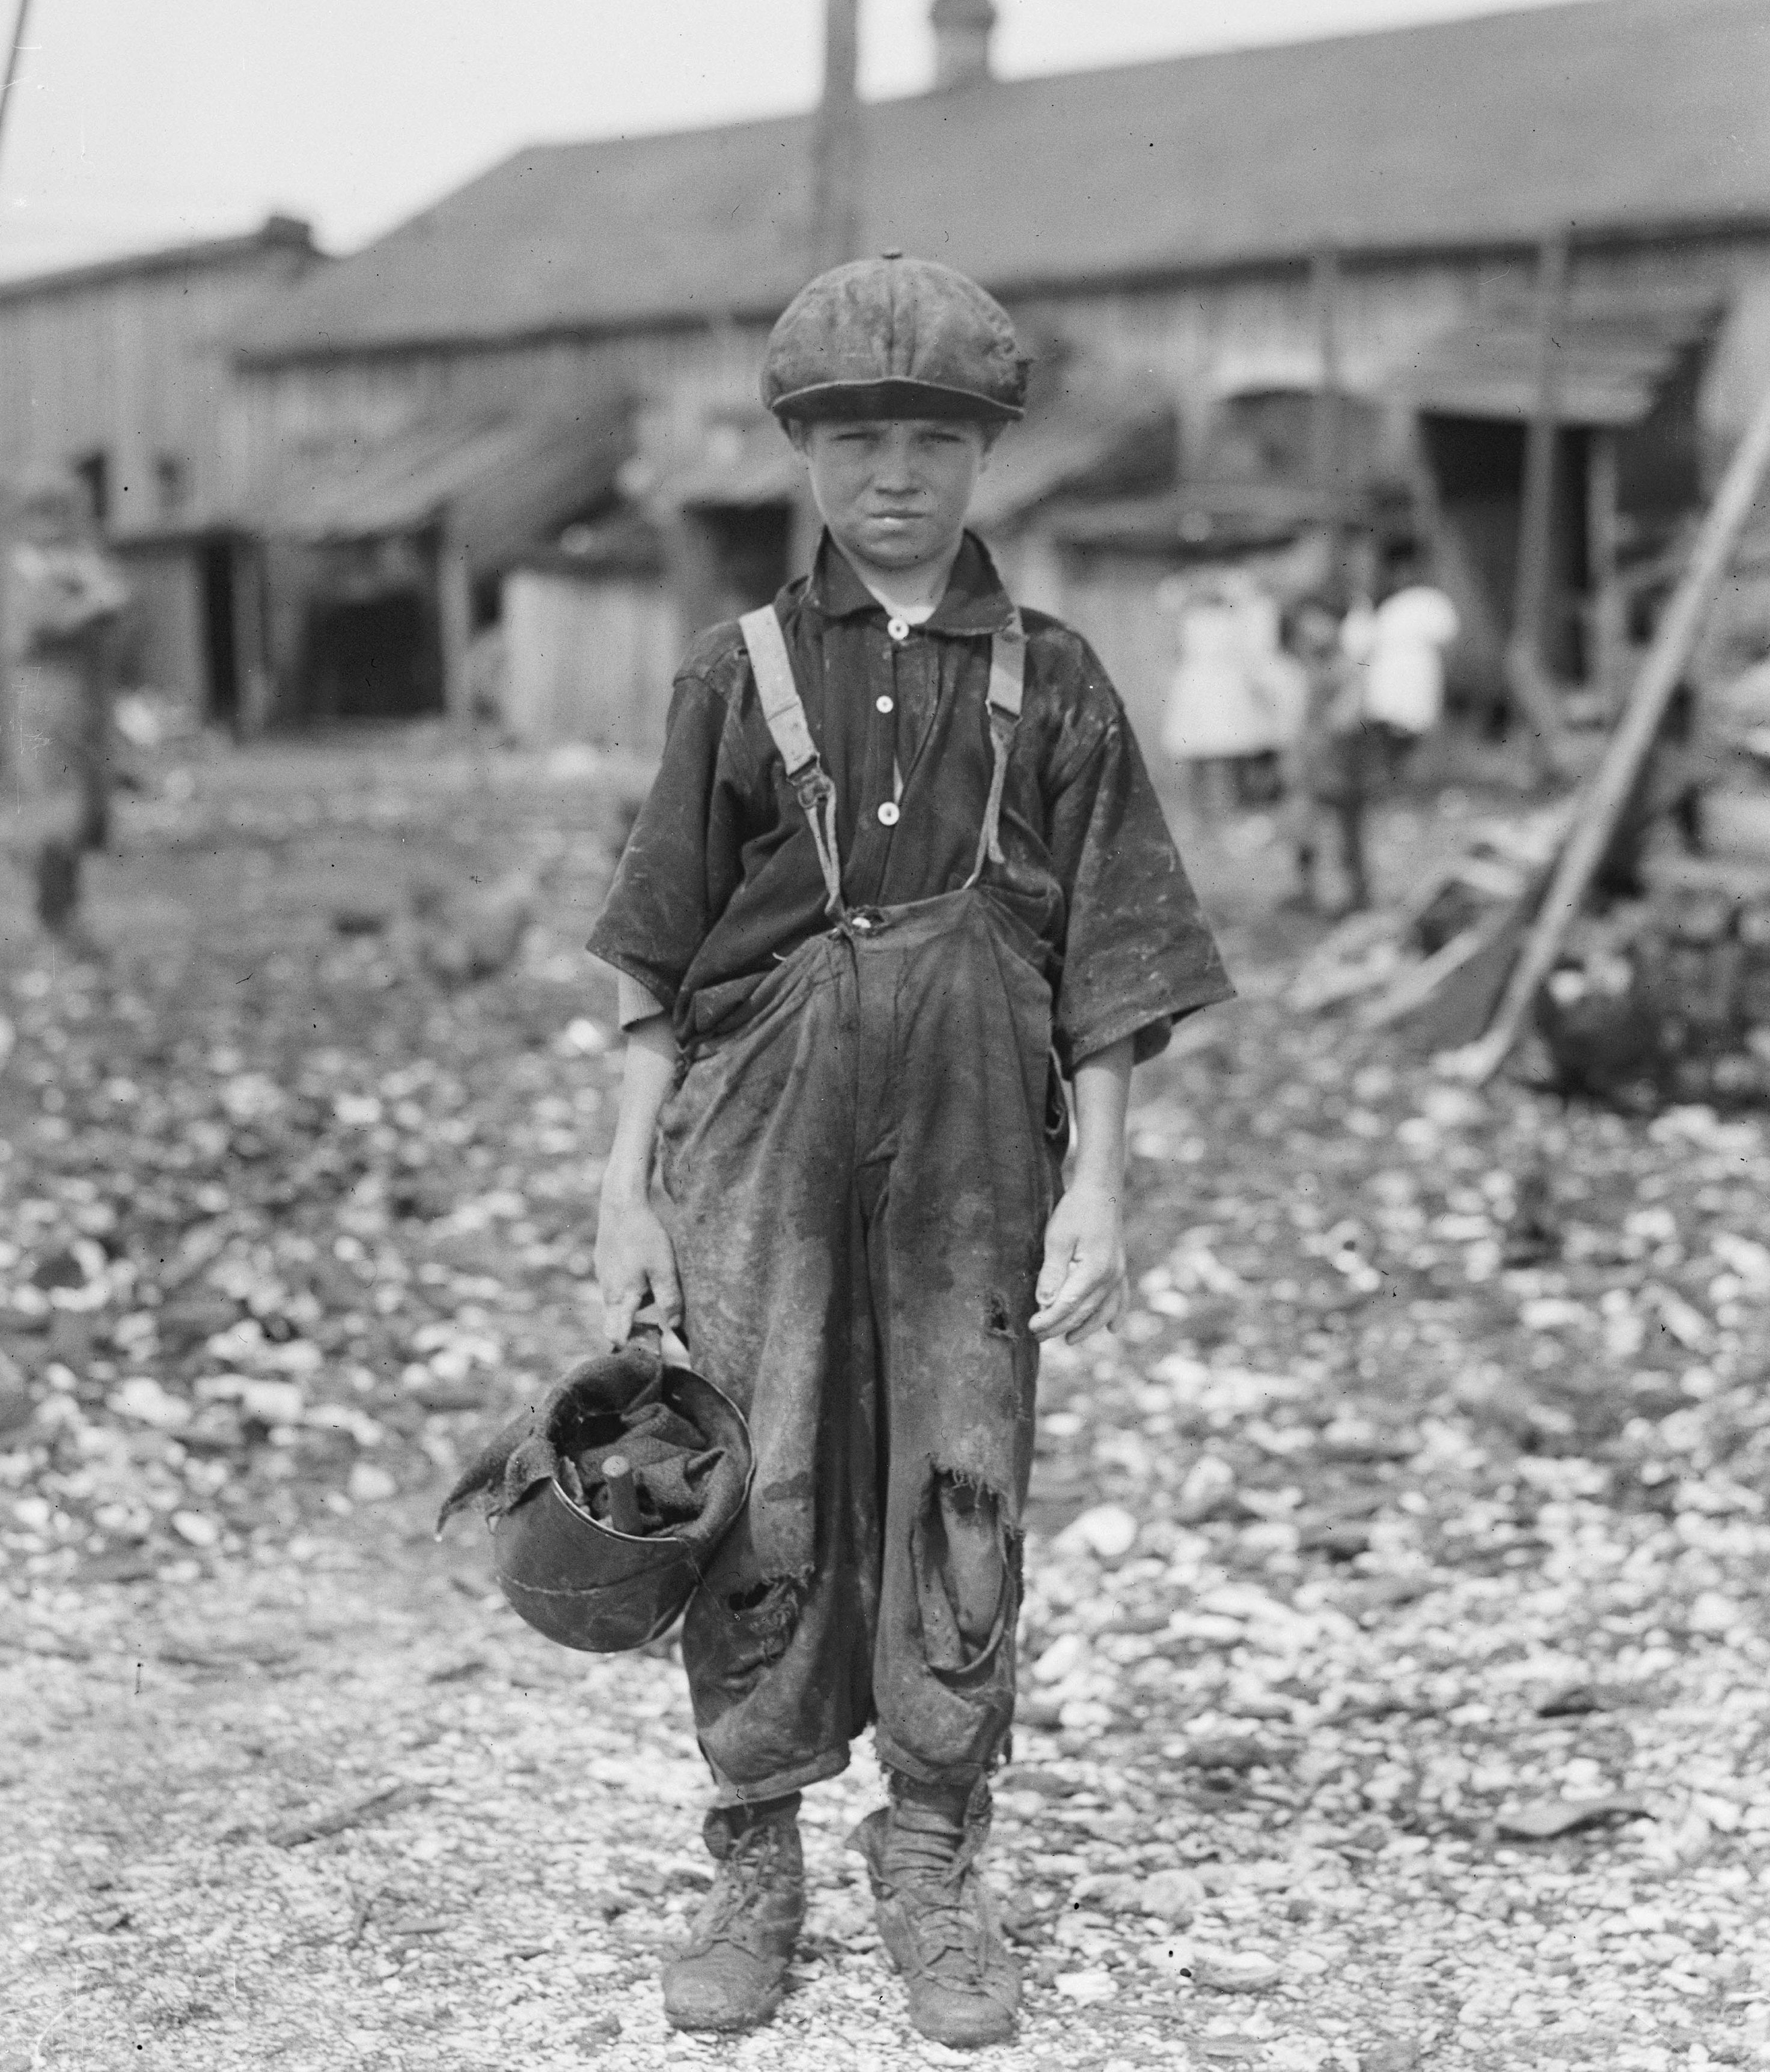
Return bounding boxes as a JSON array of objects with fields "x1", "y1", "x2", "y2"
[
  {"x1": 436, "y1": 521, "x2": 474, "y2": 729},
  {"x1": 810, "y1": 0, "x2": 862, "y2": 274},
  {"x1": 1444, "y1": 382, "x2": 1770, "y2": 1086},
  {"x1": 1503, "y1": 232, "x2": 1573, "y2": 778},
  {"x1": 1310, "y1": 246, "x2": 1342, "y2": 521},
  {"x1": 1585, "y1": 427, "x2": 1624, "y2": 709},
  {"x1": 0, "y1": 491, "x2": 11, "y2": 785},
  {"x1": 230, "y1": 537, "x2": 271, "y2": 738}
]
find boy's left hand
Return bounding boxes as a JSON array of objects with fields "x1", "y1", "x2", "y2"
[{"x1": 1031, "y1": 1181, "x2": 1128, "y2": 1344}]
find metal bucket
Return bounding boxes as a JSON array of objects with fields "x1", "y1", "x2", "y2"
[{"x1": 489, "y1": 1361, "x2": 752, "y2": 1654}]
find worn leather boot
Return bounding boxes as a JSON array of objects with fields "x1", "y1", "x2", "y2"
[
  {"x1": 849, "y1": 1776, "x2": 1021, "y2": 2049},
  {"x1": 661, "y1": 1795, "x2": 805, "y2": 2032}
]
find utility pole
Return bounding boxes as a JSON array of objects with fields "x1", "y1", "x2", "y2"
[
  {"x1": 810, "y1": 0, "x2": 862, "y2": 275},
  {"x1": 0, "y1": 0, "x2": 31, "y2": 176},
  {"x1": 0, "y1": 0, "x2": 29, "y2": 786}
]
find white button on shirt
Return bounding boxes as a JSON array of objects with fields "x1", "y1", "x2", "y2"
[
  {"x1": 876, "y1": 695, "x2": 894, "y2": 714},
  {"x1": 887, "y1": 616, "x2": 910, "y2": 642},
  {"x1": 877, "y1": 801, "x2": 900, "y2": 827}
]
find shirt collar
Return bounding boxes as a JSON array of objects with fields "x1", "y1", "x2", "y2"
[{"x1": 804, "y1": 530, "x2": 1018, "y2": 637}]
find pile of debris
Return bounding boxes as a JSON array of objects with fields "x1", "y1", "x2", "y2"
[
  {"x1": 1286, "y1": 807, "x2": 1567, "y2": 1041},
  {"x1": 1292, "y1": 386, "x2": 1770, "y2": 1108},
  {"x1": 1536, "y1": 871, "x2": 1770, "y2": 1108}
]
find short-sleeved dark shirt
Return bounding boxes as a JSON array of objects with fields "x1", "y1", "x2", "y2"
[{"x1": 587, "y1": 532, "x2": 1233, "y2": 1068}]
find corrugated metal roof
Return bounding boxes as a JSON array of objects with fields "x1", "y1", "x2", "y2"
[
  {"x1": 233, "y1": 0, "x2": 1770, "y2": 365},
  {"x1": 1402, "y1": 294, "x2": 1721, "y2": 423},
  {"x1": 257, "y1": 398, "x2": 632, "y2": 576}
]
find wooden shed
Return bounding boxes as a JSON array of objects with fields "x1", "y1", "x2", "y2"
[
  {"x1": 0, "y1": 216, "x2": 322, "y2": 727},
  {"x1": 502, "y1": 519, "x2": 677, "y2": 756},
  {"x1": 244, "y1": 397, "x2": 634, "y2": 728},
  {"x1": 224, "y1": 0, "x2": 1770, "y2": 744}
]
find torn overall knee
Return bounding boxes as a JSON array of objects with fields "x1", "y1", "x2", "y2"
[
  {"x1": 914, "y1": 1470, "x2": 1019, "y2": 1681},
  {"x1": 705, "y1": 1572, "x2": 806, "y2": 1692}
]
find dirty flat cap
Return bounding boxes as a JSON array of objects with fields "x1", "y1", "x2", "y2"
[{"x1": 762, "y1": 252, "x2": 1030, "y2": 424}]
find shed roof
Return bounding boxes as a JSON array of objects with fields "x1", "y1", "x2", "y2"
[
  {"x1": 648, "y1": 369, "x2": 1174, "y2": 528},
  {"x1": 0, "y1": 215, "x2": 317, "y2": 304},
  {"x1": 1049, "y1": 481, "x2": 1336, "y2": 557},
  {"x1": 1403, "y1": 293, "x2": 1723, "y2": 423},
  {"x1": 256, "y1": 396, "x2": 632, "y2": 578},
  {"x1": 233, "y1": 0, "x2": 1770, "y2": 365}
]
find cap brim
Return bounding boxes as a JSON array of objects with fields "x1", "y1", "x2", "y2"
[{"x1": 770, "y1": 377, "x2": 1023, "y2": 425}]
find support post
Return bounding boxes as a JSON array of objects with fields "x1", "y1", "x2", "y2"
[
  {"x1": 1445, "y1": 382, "x2": 1770, "y2": 1086},
  {"x1": 810, "y1": 0, "x2": 862, "y2": 275},
  {"x1": 0, "y1": 492, "x2": 11, "y2": 784},
  {"x1": 1310, "y1": 246, "x2": 1343, "y2": 521},
  {"x1": 230, "y1": 537, "x2": 272, "y2": 738},
  {"x1": 1504, "y1": 231, "x2": 1573, "y2": 778},
  {"x1": 1585, "y1": 427, "x2": 1623, "y2": 710},
  {"x1": 437, "y1": 522, "x2": 474, "y2": 729}
]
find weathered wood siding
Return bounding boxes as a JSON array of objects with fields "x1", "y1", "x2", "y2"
[
  {"x1": 503, "y1": 566, "x2": 679, "y2": 757},
  {"x1": 111, "y1": 540, "x2": 206, "y2": 715},
  {"x1": 225, "y1": 230, "x2": 1770, "y2": 752},
  {"x1": 0, "y1": 237, "x2": 318, "y2": 534},
  {"x1": 229, "y1": 234, "x2": 1770, "y2": 503}
]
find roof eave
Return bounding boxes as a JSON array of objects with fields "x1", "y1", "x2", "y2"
[
  {"x1": 0, "y1": 218, "x2": 320, "y2": 306},
  {"x1": 230, "y1": 210, "x2": 1770, "y2": 373}
]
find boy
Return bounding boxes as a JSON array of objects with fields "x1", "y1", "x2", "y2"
[{"x1": 588, "y1": 254, "x2": 1231, "y2": 2048}]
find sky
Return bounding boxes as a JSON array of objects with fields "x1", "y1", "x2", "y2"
[{"x1": 0, "y1": 0, "x2": 1591, "y2": 281}]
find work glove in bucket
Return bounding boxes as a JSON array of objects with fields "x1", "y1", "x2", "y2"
[{"x1": 436, "y1": 1327, "x2": 752, "y2": 1652}]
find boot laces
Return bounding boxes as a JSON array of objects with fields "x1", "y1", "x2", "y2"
[
  {"x1": 697, "y1": 1824, "x2": 790, "y2": 1948},
  {"x1": 885, "y1": 1814, "x2": 991, "y2": 1979}
]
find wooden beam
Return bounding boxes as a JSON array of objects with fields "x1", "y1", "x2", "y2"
[
  {"x1": 1503, "y1": 231, "x2": 1572, "y2": 778},
  {"x1": 1310, "y1": 246, "x2": 1343, "y2": 520},
  {"x1": 1585, "y1": 427, "x2": 1624, "y2": 709},
  {"x1": 1444, "y1": 382, "x2": 1770, "y2": 1087},
  {"x1": 0, "y1": 498, "x2": 11, "y2": 785},
  {"x1": 436, "y1": 524, "x2": 474, "y2": 728},
  {"x1": 230, "y1": 538, "x2": 272, "y2": 738},
  {"x1": 810, "y1": 0, "x2": 862, "y2": 275}
]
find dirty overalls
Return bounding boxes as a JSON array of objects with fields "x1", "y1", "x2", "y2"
[{"x1": 659, "y1": 604, "x2": 1061, "y2": 1806}]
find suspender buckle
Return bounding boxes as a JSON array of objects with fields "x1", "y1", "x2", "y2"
[{"x1": 789, "y1": 763, "x2": 835, "y2": 815}]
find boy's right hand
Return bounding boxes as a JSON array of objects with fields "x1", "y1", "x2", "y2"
[{"x1": 594, "y1": 1190, "x2": 683, "y2": 1348}]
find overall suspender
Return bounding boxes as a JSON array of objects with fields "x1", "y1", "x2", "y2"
[{"x1": 738, "y1": 605, "x2": 1026, "y2": 921}]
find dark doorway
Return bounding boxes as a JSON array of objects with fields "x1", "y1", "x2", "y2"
[
  {"x1": 200, "y1": 537, "x2": 240, "y2": 724},
  {"x1": 72, "y1": 448, "x2": 111, "y2": 529},
  {"x1": 1419, "y1": 413, "x2": 1589, "y2": 682},
  {"x1": 302, "y1": 590, "x2": 442, "y2": 721},
  {"x1": 674, "y1": 503, "x2": 797, "y2": 634}
]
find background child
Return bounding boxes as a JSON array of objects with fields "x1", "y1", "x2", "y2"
[{"x1": 1283, "y1": 592, "x2": 1372, "y2": 913}]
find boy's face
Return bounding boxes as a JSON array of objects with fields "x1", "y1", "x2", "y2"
[{"x1": 792, "y1": 417, "x2": 993, "y2": 574}]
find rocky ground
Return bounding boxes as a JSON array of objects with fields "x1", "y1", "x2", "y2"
[{"x1": 3, "y1": 737, "x2": 1768, "y2": 2072}]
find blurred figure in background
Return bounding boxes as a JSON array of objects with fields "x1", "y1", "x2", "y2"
[
  {"x1": 2, "y1": 464, "x2": 131, "y2": 933},
  {"x1": 1280, "y1": 592, "x2": 1371, "y2": 914},
  {"x1": 1341, "y1": 536, "x2": 1459, "y2": 786},
  {"x1": 1160, "y1": 564, "x2": 1304, "y2": 811}
]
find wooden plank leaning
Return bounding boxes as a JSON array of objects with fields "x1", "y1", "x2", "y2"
[{"x1": 1441, "y1": 382, "x2": 1770, "y2": 1088}]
